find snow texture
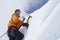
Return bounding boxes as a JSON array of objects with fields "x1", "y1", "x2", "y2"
[{"x1": 0, "y1": 0, "x2": 60, "y2": 40}]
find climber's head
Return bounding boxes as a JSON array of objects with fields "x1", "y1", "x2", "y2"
[{"x1": 15, "y1": 9, "x2": 21, "y2": 15}]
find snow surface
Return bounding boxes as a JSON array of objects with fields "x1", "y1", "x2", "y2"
[
  {"x1": 0, "y1": 0, "x2": 60, "y2": 40},
  {"x1": 24, "y1": 0, "x2": 60, "y2": 40}
]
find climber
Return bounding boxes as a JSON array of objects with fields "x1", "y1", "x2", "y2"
[{"x1": 7, "y1": 9, "x2": 31, "y2": 40}]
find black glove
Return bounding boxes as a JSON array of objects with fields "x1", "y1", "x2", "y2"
[{"x1": 22, "y1": 23, "x2": 29, "y2": 29}]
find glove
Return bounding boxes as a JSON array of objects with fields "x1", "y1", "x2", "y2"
[{"x1": 22, "y1": 23, "x2": 29, "y2": 29}]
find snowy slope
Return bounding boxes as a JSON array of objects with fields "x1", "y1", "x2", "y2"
[
  {"x1": 0, "y1": 0, "x2": 60, "y2": 40},
  {"x1": 36, "y1": 3, "x2": 60, "y2": 40},
  {"x1": 24, "y1": 0, "x2": 60, "y2": 40}
]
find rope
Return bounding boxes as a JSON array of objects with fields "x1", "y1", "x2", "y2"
[{"x1": 0, "y1": 32, "x2": 7, "y2": 38}]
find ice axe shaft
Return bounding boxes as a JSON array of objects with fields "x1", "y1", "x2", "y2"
[{"x1": 27, "y1": 15, "x2": 32, "y2": 23}]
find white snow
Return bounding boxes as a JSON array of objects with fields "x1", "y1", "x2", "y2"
[
  {"x1": 0, "y1": 0, "x2": 60, "y2": 40},
  {"x1": 24, "y1": 0, "x2": 60, "y2": 40}
]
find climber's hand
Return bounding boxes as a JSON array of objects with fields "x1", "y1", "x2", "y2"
[{"x1": 22, "y1": 23, "x2": 29, "y2": 29}]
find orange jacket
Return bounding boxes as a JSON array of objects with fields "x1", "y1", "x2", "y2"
[{"x1": 8, "y1": 13, "x2": 24, "y2": 30}]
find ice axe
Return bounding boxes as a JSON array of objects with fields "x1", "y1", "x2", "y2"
[
  {"x1": 27, "y1": 15, "x2": 32, "y2": 23},
  {"x1": 22, "y1": 15, "x2": 32, "y2": 29},
  {"x1": 26, "y1": 15, "x2": 32, "y2": 29}
]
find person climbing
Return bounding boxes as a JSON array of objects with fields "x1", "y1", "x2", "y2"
[{"x1": 7, "y1": 9, "x2": 32, "y2": 40}]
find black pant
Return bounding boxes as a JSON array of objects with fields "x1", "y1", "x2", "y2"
[{"x1": 7, "y1": 27, "x2": 24, "y2": 40}]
